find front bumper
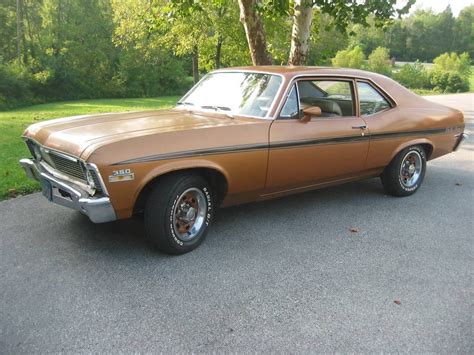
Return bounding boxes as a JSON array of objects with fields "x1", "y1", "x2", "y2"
[{"x1": 19, "y1": 158, "x2": 116, "y2": 223}]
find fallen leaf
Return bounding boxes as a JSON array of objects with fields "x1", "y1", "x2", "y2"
[
  {"x1": 7, "y1": 188, "x2": 18, "y2": 198},
  {"x1": 349, "y1": 227, "x2": 360, "y2": 233},
  {"x1": 394, "y1": 299, "x2": 401, "y2": 305}
]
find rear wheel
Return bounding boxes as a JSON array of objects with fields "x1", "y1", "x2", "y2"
[
  {"x1": 144, "y1": 173, "x2": 214, "y2": 254},
  {"x1": 381, "y1": 145, "x2": 427, "y2": 197}
]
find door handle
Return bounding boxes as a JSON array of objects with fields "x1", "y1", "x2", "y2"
[{"x1": 352, "y1": 125, "x2": 367, "y2": 130}]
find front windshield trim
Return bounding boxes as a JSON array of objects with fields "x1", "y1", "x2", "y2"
[{"x1": 177, "y1": 70, "x2": 285, "y2": 120}]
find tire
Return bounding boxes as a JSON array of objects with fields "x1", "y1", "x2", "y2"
[
  {"x1": 144, "y1": 173, "x2": 214, "y2": 254},
  {"x1": 381, "y1": 145, "x2": 427, "y2": 197}
]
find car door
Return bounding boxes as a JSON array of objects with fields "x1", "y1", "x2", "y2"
[{"x1": 265, "y1": 77, "x2": 370, "y2": 193}]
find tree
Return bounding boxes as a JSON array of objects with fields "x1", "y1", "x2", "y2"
[
  {"x1": 287, "y1": 0, "x2": 415, "y2": 65},
  {"x1": 454, "y1": 5, "x2": 474, "y2": 58},
  {"x1": 237, "y1": 0, "x2": 272, "y2": 65},
  {"x1": 288, "y1": 0, "x2": 312, "y2": 65}
]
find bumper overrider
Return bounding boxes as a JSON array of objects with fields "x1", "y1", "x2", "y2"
[{"x1": 19, "y1": 158, "x2": 116, "y2": 223}]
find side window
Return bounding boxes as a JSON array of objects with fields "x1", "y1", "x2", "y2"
[
  {"x1": 297, "y1": 80, "x2": 354, "y2": 117},
  {"x1": 280, "y1": 85, "x2": 299, "y2": 118},
  {"x1": 357, "y1": 82, "x2": 391, "y2": 116}
]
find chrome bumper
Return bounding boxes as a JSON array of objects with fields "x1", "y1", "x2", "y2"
[
  {"x1": 454, "y1": 133, "x2": 468, "y2": 151},
  {"x1": 19, "y1": 158, "x2": 116, "y2": 223}
]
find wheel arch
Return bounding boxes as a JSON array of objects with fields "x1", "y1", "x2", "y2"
[
  {"x1": 132, "y1": 161, "x2": 230, "y2": 215},
  {"x1": 390, "y1": 138, "x2": 434, "y2": 161}
]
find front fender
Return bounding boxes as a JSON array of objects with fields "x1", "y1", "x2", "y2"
[{"x1": 132, "y1": 158, "x2": 231, "y2": 207}]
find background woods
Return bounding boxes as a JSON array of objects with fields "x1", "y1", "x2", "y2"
[{"x1": 0, "y1": 0, "x2": 473, "y2": 110}]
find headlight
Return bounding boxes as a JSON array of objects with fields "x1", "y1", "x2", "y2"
[
  {"x1": 33, "y1": 144, "x2": 42, "y2": 160},
  {"x1": 86, "y1": 170, "x2": 96, "y2": 189}
]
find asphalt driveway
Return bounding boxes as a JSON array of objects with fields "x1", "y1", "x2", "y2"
[{"x1": 1, "y1": 94, "x2": 473, "y2": 353}]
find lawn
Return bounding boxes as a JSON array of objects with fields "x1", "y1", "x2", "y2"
[{"x1": 0, "y1": 97, "x2": 179, "y2": 200}]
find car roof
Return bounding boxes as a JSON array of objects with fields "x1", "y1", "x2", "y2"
[{"x1": 214, "y1": 66, "x2": 384, "y2": 80}]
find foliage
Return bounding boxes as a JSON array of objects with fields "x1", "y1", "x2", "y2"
[
  {"x1": 0, "y1": 63, "x2": 37, "y2": 110},
  {"x1": 429, "y1": 70, "x2": 470, "y2": 93},
  {"x1": 429, "y1": 52, "x2": 472, "y2": 92},
  {"x1": 433, "y1": 52, "x2": 472, "y2": 77},
  {"x1": 0, "y1": 97, "x2": 178, "y2": 200},
  {"x1": 393, "y1": 61, "x2": 430, "y2": 89},
  {"x1": 367, "y1": 47, "x2": 392, "y2": 76},
  {"x1": 331, "y1": 46, "x2": 365, "y2": 69},
  {"x1": 0, "y1": 1, "x2": 472, "y2": 109},
  {"x1": 349, "y1": 6, "x2": 474, "y2": 62}
]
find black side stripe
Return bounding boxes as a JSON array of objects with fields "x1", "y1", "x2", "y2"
[
  {"x1": 114, "y1": 143, "x2": 268, "y2": 165},
  {"x1": 112, "y1": 127, "x2": 451, "y2": 165}
]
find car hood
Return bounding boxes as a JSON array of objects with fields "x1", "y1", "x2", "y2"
[{"x1": 23, "y1": 109, "x2": 262, "y2": 159}]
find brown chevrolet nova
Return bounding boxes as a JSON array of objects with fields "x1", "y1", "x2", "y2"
[{"x1": 20, "y1": 66, "x2": 466, "y2": 254}]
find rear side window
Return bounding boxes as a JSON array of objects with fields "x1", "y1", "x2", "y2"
[{"x1": 357, "y1": 82, "x2": 391, "y2": 116}]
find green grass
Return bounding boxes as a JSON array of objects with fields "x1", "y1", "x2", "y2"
[
  {"x1": 469, "y1": 68, "x2": 474, "y2": 92},
  {"x1": 0, "y1": 97, "x2": 179, "y2": 200}
]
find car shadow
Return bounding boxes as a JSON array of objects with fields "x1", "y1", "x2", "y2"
[{"x1": 66, "y1": 161, "x2": 471, "y2": 258}]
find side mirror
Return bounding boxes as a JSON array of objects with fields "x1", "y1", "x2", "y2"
[{"x1": 300, "y1": 106, "x2": 322, "y2": 122}]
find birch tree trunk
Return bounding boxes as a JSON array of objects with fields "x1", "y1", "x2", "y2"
[
  {"x1": 237, "y1": 0, "x2": 272, "y2": 65},
  {"x1": 288, "y1": 0, "x2": 313, "y2": 65}
]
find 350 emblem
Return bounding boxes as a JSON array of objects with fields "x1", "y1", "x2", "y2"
[{"x1": 109, "y1": 168, "x2": 134, "y2": 182}]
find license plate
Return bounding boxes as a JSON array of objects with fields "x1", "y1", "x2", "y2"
[{"x1": 41, "y1": 179, "x2": 53, "y2": 201}]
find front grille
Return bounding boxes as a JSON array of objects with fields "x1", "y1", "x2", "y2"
[
  {"x1": 46, "y1": 152, "x2": 87, "y2": 181},
  {"x1": 24, "y1": 139, "x2": 105, "y2": 195}
]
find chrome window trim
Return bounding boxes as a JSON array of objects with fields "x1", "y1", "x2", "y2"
[
  {"x1": 355, "y1": 79, "x2": 395, "y2": 117},
  {"x1": 278, "y1": 83, "x2": 301, "y2": 119},
  {"x1": 273, "y1": 74, "x2": 398, "y2": 120},
  {"x1": 176, "y1": 70, "x2": 286, "y2": 120},
  {"x1": 275, "y1": 76, "x2": 358, "y2": 120}
]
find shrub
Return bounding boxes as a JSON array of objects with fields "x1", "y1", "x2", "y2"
[
  {"x1": 433, "y1": 52, "x2": 471, "y2": 78},
  {"x1": 394, "y1": 61, "x2": 430, "y2": 89},
  {"x1": 0, "y1": 63, "x2": 39, "y2": 110},
  {"x1": 429, "y1": 70, "x2": 469, "y2": 93},
  {"x1": 332, "y1": 46, "x2": 365, "y2": 69},
  {"x1": 368, "y1": 47, "x2": 392, "y2": 76}
]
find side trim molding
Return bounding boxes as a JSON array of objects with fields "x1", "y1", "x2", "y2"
[{"x1": 113, "y1": 127, "x2": 452, "y2": 165}]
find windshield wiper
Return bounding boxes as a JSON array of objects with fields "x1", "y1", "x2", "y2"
[
  {"x1": 176, "y1": 101, "x2": 194, "y2": 106},
  {"x1": 200, "y1": 105, "x2": 231, "y2": 111}
]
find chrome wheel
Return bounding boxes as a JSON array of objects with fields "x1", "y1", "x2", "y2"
[
  {"x1": 172, "y1": 187, "x2": 207, "y2": 242},
  {"x1": 399, "y1": 150, "x2": 423, "y2": 188}
]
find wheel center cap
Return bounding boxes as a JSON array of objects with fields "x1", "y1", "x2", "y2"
[
  {"x1": 408, "y1": 164, "x2": 416, "y2": 174},
  {"x1": 185, "y1": 207, "x2": 196, "y2": 221}
]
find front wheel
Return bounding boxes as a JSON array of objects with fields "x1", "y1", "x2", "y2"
[
  {"x1": 144, "y1": 173, "x2": 214, "y2": 254},
  {"x1": 381, "y1": 145, "x2": 427, "y2": 197}
]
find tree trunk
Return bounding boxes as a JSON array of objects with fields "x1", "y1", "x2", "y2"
[
  {"x1": 192, "y1": 45, "x2": 199, "y2": 84},
  {"x1": 238, "y1": 0, "x2": 272, "y2": 65},
  {"x1": 215, "y1": 34, "x2": 223, "y2": 69},
  {"x1": 288, "y1": 0, "x2": 313, "y2": 66},
  {"x1": 16, "y1": 0, "x2": 22, "y2": 63}
]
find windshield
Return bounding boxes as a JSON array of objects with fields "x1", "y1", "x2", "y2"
[{"x1": 177, "y1": 72, "x2": 282, "y2": 118}]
